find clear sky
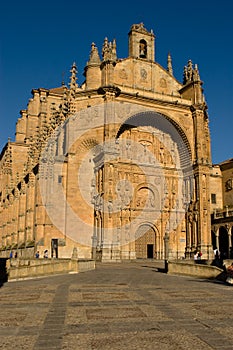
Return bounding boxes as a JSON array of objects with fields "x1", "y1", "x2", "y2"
[{"x1": 0, "y1": 0, "x2": 232, "y2": 164}]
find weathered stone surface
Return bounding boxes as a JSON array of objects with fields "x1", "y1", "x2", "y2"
[{"x1": 0, "y1": 23, "x2": 232, "y2": 262}]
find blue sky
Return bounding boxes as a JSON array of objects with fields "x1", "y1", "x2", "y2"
[{"x1": 0, "y1": 0, "x2": 232, "y2": 164}]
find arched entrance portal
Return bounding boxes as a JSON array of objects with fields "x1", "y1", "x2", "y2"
[
  {"x1": 135, "y1": 224, "x2": 157, "y2": 259},
  {"x1": 219, "y1": 226, "x2": 229, "y2": 258},
  {"x1": 211, "y1": 230, "x2": 217, "y2": 250}
]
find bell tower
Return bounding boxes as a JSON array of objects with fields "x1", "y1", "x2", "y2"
[{"x1": 128, "y1": 23, "x2": 155, "y2": 61}]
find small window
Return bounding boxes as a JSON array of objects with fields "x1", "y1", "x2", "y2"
[
  {"x1": 211, "y1": 193, "x2": 216, "y2": 204},
  {"x1": 58, "y1": 175, "x2": 63, "y2": 184}
]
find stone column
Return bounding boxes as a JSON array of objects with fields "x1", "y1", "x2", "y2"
[
  {"x1": 0, "y1": 199, "x2": 3, "y2": 249},
  {"x1": 91, "y1": 211, "x2": 98, "y2": 260},
  {"x1": 4, "y1": 198, "x2": 11, "y2": 248},
  {"x1": 99, "y1": 88, "x2": 120, "y2": 262},
  {"x1": 8, "y1": 194, "x2": 15, "y2": 247},
  {"x1": 18, "y1": 181, "x2": 26, "y2": 246},
  {"x1": 25, "y1": 172, "x2": 35, "y2": 244},
  {"x1": 13, "y1": 188, "x2": 20, "y2": 251}
]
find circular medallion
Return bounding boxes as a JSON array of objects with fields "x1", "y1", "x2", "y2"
[{"x1": 140, "y1": 68, "x2": 147, "y2": 80}]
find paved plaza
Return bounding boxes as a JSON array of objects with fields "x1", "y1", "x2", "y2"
[{"x1": 0, "y1": 261, "x2": 233, "y2": 350}]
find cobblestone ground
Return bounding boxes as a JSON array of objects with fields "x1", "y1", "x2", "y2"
[{"x1": 0, "y1": 261, "x2": 233, "y2": 350}]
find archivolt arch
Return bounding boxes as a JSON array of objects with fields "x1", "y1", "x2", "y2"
[
  {"x1": 135, "y1": 222, "x2": 159, "y2": 259},
  {"x1": 133, "y1": 183, "x2": 161, "y2": 210},
  {"x1": 79, "y1": 138, "x2": 99, "y2": 153},
  {"x1": 136, "y1": 222, "x2": 158, "y2": 235},
  {"x1": 116, "y1": 111, "x2": 192, "y2": 169}
]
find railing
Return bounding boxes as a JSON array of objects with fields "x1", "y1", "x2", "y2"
[{"x1": 212, "y1": 206, "x2": 233, "y2": 220}]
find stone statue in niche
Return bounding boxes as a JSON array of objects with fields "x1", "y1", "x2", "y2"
[
  {"x1": 119, "y1": 69, "x2": 127, "y2": 79},
  {"x1": 140, "y1": 68, "x2": 147, "y2": 80},
  {"x1": 159, "y1": 78, "x2": 167, "y2": 88},
  {"x1": 135, "y1": 188, "x2": 155, "y2": 208},
  {"x1": 139, "y1": 40, "x2": 147, "y2": 58}
]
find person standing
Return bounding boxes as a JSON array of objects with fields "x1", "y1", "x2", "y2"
[{"x1": 214, "y1": 248, "x2": 219, "y2": 259}]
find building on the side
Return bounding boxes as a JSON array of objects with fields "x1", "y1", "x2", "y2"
[
  {"x1": 210, "y1": 158, "x2": 233, "y2": 258},
  {"x1": 0, "y1": 23, "x2": 218, "y2": 261}
]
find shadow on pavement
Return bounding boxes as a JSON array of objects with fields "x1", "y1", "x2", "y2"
[
  {"x1": 141, "y1": 265, "x2": 167, "y2": 273},
  {"x1": 185, "y1": 278, "x2": 232, "y2": 287}
]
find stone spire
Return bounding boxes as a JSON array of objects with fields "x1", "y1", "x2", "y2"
[
  {"x1": 167, "y1": 52, "x2": 173, "y2": 75},
  {"x1": 88, "y1": 42, "x2": 101, "y2": 65},
  {"x1": 183, "y1": 65, "x2": 188, "y2": 84},
  {"x1": 102, "y1": 37, "x2": 117, "y2": 62},
  {"x1": 183, "y1": 60, "x2": 202, "y2": 85},
  {"x1": 69, "y1": 62, "x2": 78, "y2": 97},
  {"x1": 193, "y1": 64, "x2": 201, "y2": 82},
  {"x1": 102, "y1": 37, "x2": 109, "y2": 59},
  {"x1": 187, "y1": 60, "x2": 193, "y2": 81},
  {"x1": 61, "y1": 86, "x2": 69, "y2": 120},
  {"x1": 84, "y1": 43, "x2": 102, "y2": 89},
  {"x1": 183, "y1": 59, "x2": 193, "y2": 84},
  {"x1": 4, "y1": 143, "x2": 12, "y2": 176},
  {"x1": 112, "y1": 39, "x2": 117, "y2": 61},
  {"x1": 69, "y1": 62, "x2": 78, "y2": 114},
  {"x1": 181, "y1": 59, "x2": 205, "y2": 107}
]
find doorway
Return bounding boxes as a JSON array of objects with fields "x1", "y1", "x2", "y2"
[
  {"x1": 219, "y1": 227, "x2": 228, "y2": 258},
  {"x1": 147, "y1": 244, "x2": 154, "y2": 258},
  {"x1": 51, "y1": 239, "x2": 58, "y2": 258},
  {"x1": 135, "y1": 224, "x2": 157, "y2": 259}
]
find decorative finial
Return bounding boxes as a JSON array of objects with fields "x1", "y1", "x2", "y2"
[
  {"x1": 68, "y1": 62, "x2": 77, "y2": 114},
  {"x1": 193, "y1": 64, "x2": 201, "y2": 82},
  {"x1": 102, "y1": 37, "x2": 117, "y2": 62},
  {"x1": 112, "y1": 39, "x2": 117, "y2": 60},
  {"x1": 61, "y1": 71, "x2": 65, "y2": 86},
  {"x1": 183, "y1": 65, "x2": 188, "y2": 84},
  {"x1": 167, "y1": 52, "x2": 173, "y2": 75},
  {"x1": 102, "y1": 37, "x2": 109, "y2": 58},
  {"x1": 187, "y1": 59, "x2": 193, "y2": 81},
  {"x1": 69, "y1": 62, "x2": 78, "y2": 96},
  {"x1": 88, "y1": 42, "x2": 101, "y2": 65}
]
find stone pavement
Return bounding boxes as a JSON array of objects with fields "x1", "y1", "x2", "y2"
[{"x1": 0, "y1": 260, "x2": 233, "y2": 350}]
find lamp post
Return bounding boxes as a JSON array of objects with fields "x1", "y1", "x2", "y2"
[{"x1": 164, "y1": 231, "x2": 169, "y2": 272}]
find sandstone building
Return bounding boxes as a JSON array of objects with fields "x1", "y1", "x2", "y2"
[
  {"x1": 0, "y1": 23, "x2": 220, "y2": 261},
  {"x1": 210, "y1": 158, "x2": 233, "y2": 258}
]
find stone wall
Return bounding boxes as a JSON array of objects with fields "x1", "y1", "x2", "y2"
[
  {"x1": 167, "y1": 260, "x2": 223, "y2": 279},
  {"x1": 6, "y1": 258, "x2": 95, "y2": 280}
]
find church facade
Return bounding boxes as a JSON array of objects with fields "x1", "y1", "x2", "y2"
[{"x1": 0, "y1": 23, "x2": 215, "y2": 261}]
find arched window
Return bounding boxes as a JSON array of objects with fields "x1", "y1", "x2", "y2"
[{"x1": 139, "y1": 39, "x2": 147, "y2": 58}]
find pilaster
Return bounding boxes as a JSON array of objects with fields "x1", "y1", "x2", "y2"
[{"x1": 192, "y1": 105, "x2": 212, "y2": 259}]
